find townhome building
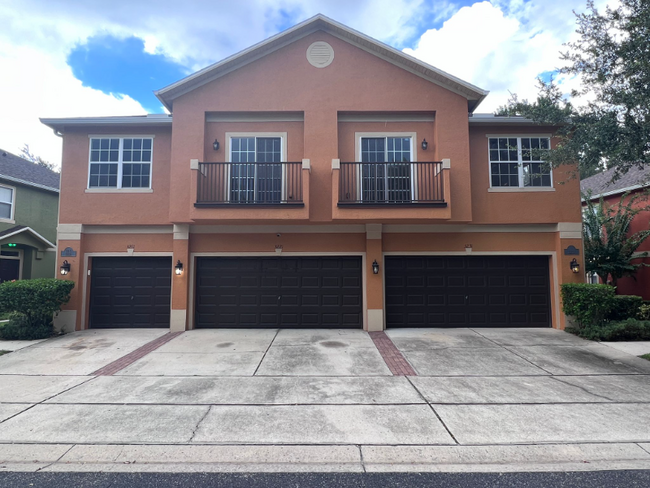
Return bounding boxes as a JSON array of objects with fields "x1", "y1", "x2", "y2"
[
  {"x1": 42, "y1": 15, "x2": 583, "y2": 333},
  {"x1": 0, "y1": 149, "x2": 59, "y2": 282}
]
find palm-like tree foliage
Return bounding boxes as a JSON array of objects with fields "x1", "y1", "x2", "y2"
[{"x1": 583, "y1": 191, "x2": 650, "y2": 285}]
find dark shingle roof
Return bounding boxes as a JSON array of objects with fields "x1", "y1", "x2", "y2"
[
  {"x1": 581, "y1": 165, "x2": 650, "y2": 200},
  {"x1": 0, "y1": 225, "x2": 26, "y2": 239},
  {"x1": 0, "y1": 149, "x2": 60, "y2": 191}
]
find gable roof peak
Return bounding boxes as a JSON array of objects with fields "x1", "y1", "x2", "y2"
[{"x1": 155, "y1": 14, "x2": 488, "y2": 112}]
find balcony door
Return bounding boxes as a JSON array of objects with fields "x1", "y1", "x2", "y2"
[
  {"x1": 360, "y1": 137, "x2": 413, "y2": 203},
  {"x1": 229, "y1": 136, "x2": 282, "y2": 203}
]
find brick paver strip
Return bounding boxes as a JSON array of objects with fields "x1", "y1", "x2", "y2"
[
  {"x1": 91, "y1": 332, "x2": 184, "y2": 376},
  {"x1": 369, "y1": 331, "x2": 417, "y2": 376}
]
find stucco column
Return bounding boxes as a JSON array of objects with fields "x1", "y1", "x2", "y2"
[
  {"x1": 366, "y1": 224, "x2": 384, "y2": 331},
  {"x1": 54, "y1": 224, "x2": 83, "y2": 332},
  {"x1": 555, "y1": 223, "x2": 585, "y2": 329},
  {"x1": 171, "y1": 224, "x2": 190, "y2": 331}
]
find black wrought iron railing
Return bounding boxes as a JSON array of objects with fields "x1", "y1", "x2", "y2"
[
  {"x1": 338, "y1": 162, "x2": 445, "y2": 206},
  {"x1": 196, "y1": 162, "x2": 303, "y2": 206}
]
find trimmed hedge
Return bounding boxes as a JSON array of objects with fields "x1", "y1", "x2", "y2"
[
  {"x1": 0, "y1": 279, "x2": 75, "y2": 340},
  {"x1": 609, "y1": 295, "x2": 644, "y2": 321},
  {"x1": 561, "y1": 283, "x2": 644, "y2": 328},
  {"x1": 568, "y1": 319, "x2": 650, "y2": 341},
  {"x1": 639, "y1": 303, "x2": 650, "y2": 321},
  {"x1": 561, "y1": 283, "x2": 616, "y2": 328}
]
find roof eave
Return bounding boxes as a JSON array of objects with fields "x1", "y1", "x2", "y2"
[
  {"x1": 0, "y1": 226, "x2": 56, "y2": 250},
  {"x1": 40, "y1": 116, "x2": 172, "y2": 133},
  {"x1": 0, "y1": 174, "x2": 59, "y2": 193},
  {"x1": 155, "y1": 14, "x2": 488, "y2": 112}
]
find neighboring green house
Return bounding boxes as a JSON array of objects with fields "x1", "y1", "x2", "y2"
[{"x1": 0, "y1": 149, "x2": 59, "y2": 283}]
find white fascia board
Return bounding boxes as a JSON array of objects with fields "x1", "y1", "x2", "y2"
[
  {"x1": 0, "y1": 226, "x2": 56, "y2": 249},
  {"x1": 581, "y1": 184, "x2": 645, "y2": 202},
  {"x1": 154, "y1": 14, "x2": 488, "y2": 111},
  {"x1": 0, "y1": 174, "x2": 59, "y2": 193}
]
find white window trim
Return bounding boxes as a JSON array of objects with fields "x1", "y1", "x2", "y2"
[
  {"x1": 0, "y1": 183, "x2": 16, "y2": 224},
  {"x1": 0, "y1": 248, "x2": 23, "y2": 281},
  {"x1": 355, "y1": 132, "x2": 418, "y2": 202},
  {"x1": 487, "y1": 135, "x2": 553, "y2": 190},
  {"x1": 225, "y1": 132, "x2": 288, "y2": 203},
  {"x1": 87, "y1": 136, "x2": 154, "y2": 190}
]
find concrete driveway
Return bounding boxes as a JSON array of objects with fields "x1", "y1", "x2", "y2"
[{"x1": 0, "y1": 327, "x2": 650, "y2": 473}]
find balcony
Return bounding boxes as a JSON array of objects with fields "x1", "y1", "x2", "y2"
[
  {"x1": 196, "y1": 162, "x2": 304, "y2": 207},
  {"x1": 332, "y1": 160, "x2": 451, "y2": 221}
]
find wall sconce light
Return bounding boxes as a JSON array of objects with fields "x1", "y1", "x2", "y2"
[
  {"x1": 175, "y1": 260, "x2": 184, "y2": 276},
  {"x1": 372, "y1": 260, "x2": 380, "y2": 275},
  {"x1": 213, "y1": 139, "x2": 220, "y2": 151},
  {"x1": 570, "y1": 258, "x2": 580, "y2": 274},
  {"x1": 421, "y1": 139, "x2": 428, "y2": 150},
  {"x1": 60, "y1": 260, "x2": 70, "y2": 276}
]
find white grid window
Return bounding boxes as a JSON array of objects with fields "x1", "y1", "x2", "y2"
[
  {"x1": 89, "y1": 137, "x2": 152, "y2": 189},
  {"x1": 229, "y1": 136, "x2": 282, "y2": 203},
  {"x1": 360, "y1": 136, "x2": 412, "y2": 203},
  {"x1": 0, "y1": 185, "x2": 14, "y2": 220},
  {"x1": 489, "y1": 137, "x2": 551, "y2": 188}
]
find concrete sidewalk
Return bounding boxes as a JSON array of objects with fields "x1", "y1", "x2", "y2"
[{"x1": 0, "y1": 327, "x2": 649, "y2": 473}]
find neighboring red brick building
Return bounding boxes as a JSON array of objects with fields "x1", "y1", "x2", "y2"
[{"x1": 581, "y1": 166, "x2": 650, "y2": 299}]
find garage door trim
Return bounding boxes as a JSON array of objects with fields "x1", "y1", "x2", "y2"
[
  {"x1": 82, "y1": 252, "x2": 174, "y2": 330},
  {"x1": 383, "y1": 251, "x2": 559, "y2": 329},
  {"x1": 188, "y1": 252, "x2": 367, "y2": 329}
]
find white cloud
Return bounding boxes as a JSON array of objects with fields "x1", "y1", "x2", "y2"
[
  {"x1": 404, "y1": 0, "x2": 614, "y2": 112},
  {"x1": 0, "y1": 0, "x2": 617, "y2": 165},
  {"x1": 0, "y1": 45, "x2": 146, "y2": 168}
]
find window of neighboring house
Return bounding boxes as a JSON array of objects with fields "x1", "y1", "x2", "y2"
[
  {"x1": 0, "y1": 185, "x2": 15, "y2": 221},
  {"x1": 229, "y1": 136, "x2": 282, "y2": 203},
  {"x1": 360, "y1": 136, "x2": 413, "y2": 202},
  {"x1": 489, "y1": 137, "x2": 551, "y2": 188},
  {"x1": 88, "y1": 137, "x2": 153, "y2": 189}
]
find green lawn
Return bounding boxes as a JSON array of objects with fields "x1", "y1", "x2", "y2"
[
  {"x1": 0, "y1": 312, "x2": 10, "y2": 321},
  {"x1": 640, "y1": 354, "x2": 650, "y2": 361}
]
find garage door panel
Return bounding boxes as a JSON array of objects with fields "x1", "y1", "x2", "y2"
[
  {"x1": 386, "y1": 256, "x2": 550, "y2": 328},
  {"x1": 195, "y1": 257, "x2": 362, "y2": 328},
  {"x1": 89, "y1": 257, "x2": 171, "y2": 329}
]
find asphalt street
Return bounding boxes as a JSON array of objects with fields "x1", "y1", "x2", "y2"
[{"x1": 1, "y1": 471, "x2": 650, "y2": 487}]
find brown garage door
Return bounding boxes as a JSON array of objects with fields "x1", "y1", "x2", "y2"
[
  {"x1": 195, "y1": 256, "x2": 362, "y2": 328},
  {"x1": 89, "y1": 257, "x2": 172, "y2": 329},
  {"x1": 385, "y1": 255, "x2": 551, "y2": 328}
]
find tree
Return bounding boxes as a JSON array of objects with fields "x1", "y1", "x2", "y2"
[
  {"x1": 582, "y1": 191, "x2": 650, "y2": 286},
  {"x1": 19, "y1": 144, "x2": 58, "y2": 172},
  {"x1": 497, "y1": 0, "x2": 650, "y2": 180}
]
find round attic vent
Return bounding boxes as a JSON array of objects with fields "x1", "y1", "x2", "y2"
[{"x1": 306, "y1": 41, "x2": 334, "y2": 68}]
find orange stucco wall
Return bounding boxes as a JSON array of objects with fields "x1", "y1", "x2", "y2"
[
  {"x1": 468, "y1": 126, "x2": 582, "y2": 224},
  {"x1": 59, "y1": 127, "x2": 172, "y2": 225},
  {"x1": 53, "y1": 28, "x2": 584, "y2": 331}
]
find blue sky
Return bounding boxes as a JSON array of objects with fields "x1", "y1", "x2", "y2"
[
  {"x1": 67, "y1": 36, "x2": 188, "y2": 112},
  {"x1": 65, "y1": 2, "x2": 479, "y2": 112},
  {"x1": 0, "y1": 0, "x2": 610, "y2": 165}
]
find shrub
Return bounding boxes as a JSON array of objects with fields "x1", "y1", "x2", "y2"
[
  {"x1": 638, "y1": 302, "x2": 650, "y2": 321},
  {"x1": 561, "y1": 283, "x2": 615, "y2": 328},
  {"x1": 608, "y1": 294, "x2": 643, "y2": 321},
  {"x1": 0, "y1": 314, "x2": 54, "y2": 340},
  {"x1": 568, "y1": 318, "x2": 650, "y2": 341},
  {"x1": 0, "y1": 279, "x2": 74, "y2": 340}
]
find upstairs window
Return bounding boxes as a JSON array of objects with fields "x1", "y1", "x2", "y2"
[
  {"x1": 0, "y1": 185, "x2": 14, "y2": 221},
  {"x1": 360, "y1": 136, "x2": 413, "y2": 203},
  {"x1": 229, "y1": 136, "x2": 282, "y2": 203},
  {"x1": 88, "y1": 137, "x2": 153, "y2": 189},
  {"x1": 489, "y1": 137, "x2": 551, "y2": 188}
]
